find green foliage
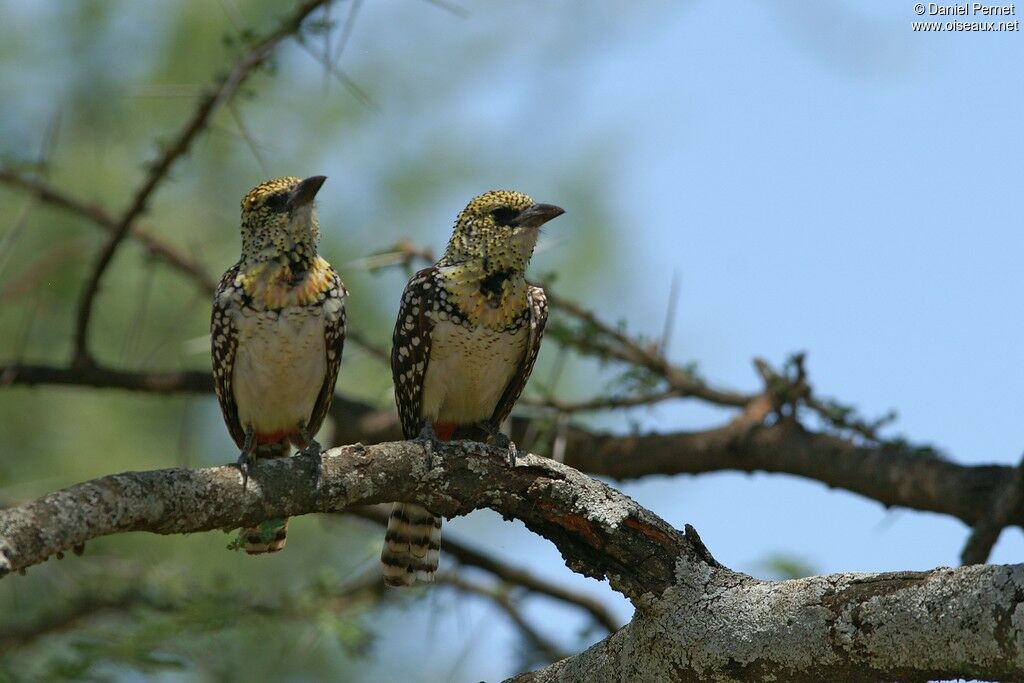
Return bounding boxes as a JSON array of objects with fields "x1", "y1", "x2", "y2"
[
  {"x1": 2, "y1": 564, "x2": 380, "y2": 681},
  {"x1": 753, "y1": 553, "x2": 817, "y2": 581}
]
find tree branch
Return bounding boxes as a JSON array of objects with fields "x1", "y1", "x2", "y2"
[
  {"x1": 520, "y1": 387, "x2": 685, "y2": 413},
  {"x1": 544, "y1": 289, "x2": 750, "y2": 409},
  {"x1": 0, "y1": 363, "x2": 212, "y2": 393},
  {"x1": 438, "y1": 573, "x2": 569, "y2": 664},
  {"x1": 2, "y1": 362, "x2": 1021, "y2": 532},
  {"x1": 962, "y1": 452, "x2": 1024, "y2": 565},
  {"x1": 509, "y1": 563, "x2": 1024, "y2": 683},
  {"x1": 1, "y1": 442, "x2": 1019, "y2": 681},
  {"x1": 0, "y1": 441, "x2": 709, "y2": 602},
  {"x1": 554, "y1": 417, "x2": 1015, "y2": 529}
]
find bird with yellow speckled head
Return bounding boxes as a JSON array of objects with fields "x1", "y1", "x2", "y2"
[
  {"x1": 383, "y1": 190, "x2": 564, "y2": 586},
  {"x1": 211, "y1": 175, "x2": 347, "y2": 554}
]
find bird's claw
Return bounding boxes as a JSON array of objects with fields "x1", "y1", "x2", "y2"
[
  {"x1": 237, "y1": 451, "x2": 253, "y2": 490},
  {"x1": 238, "y1": 427, "x2": 256, "y2": 490},
  {"x1": 480, "y1": 422, "x2": 518, "y2": 467},
  {"x1": 299, "y1": 439, "x2": 324, "y2": 489},
  {"x1": 493, "y1": 431, "x2": 518, "y2": 468},
  {"x1": 416, "y1": 423, "x2": 441, "y2": 470}
]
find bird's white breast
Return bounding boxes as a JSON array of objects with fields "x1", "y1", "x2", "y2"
[
  {"x1": 420, "y1": 320, "x2": 528, "y2": 424},
  {"x1": 233, "y1": 307, "x2": 327, "y2": 435}
]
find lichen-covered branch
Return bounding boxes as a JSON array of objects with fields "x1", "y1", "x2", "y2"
[
  {"x1": 511, "y1": 563, "x2": 1024, "y2": 683},
  {"x1": 0, "y1": 440, "x2": 711, "y2": 602},
  {"x1": 1, "y1": 442, "x2": 1020, "y2": 682}
]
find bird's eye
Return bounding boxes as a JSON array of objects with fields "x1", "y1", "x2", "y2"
[
  {"x1": 490, "y1": 207, "x2": 518, "y2": 226},
  {"x1": 264, "y1": 192, "x2": 289, "y2": 212}
]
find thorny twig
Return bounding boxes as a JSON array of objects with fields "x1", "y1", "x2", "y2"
[
  {"x1": 362, "y1": 241, "x2": 899, "y2": 445},
  {"x1": 756, "y1": 353, "x2": 897, "y2": 443},
  {"x1": 0, "y1": 169, "x2": 216, "y2": 291},
  {"x1": 70, "y1": 0, "x2": 334, "y2": 367},
  {"x1": 521, "y1": 387, "x2": 685, "y2": 413},
  {"x1": 437, "y1": 573, "x2": 569, "y2": 663}
]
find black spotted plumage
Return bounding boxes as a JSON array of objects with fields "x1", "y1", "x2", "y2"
[
  {"x1": 211, "y1": 264, "x2": 246, "y2": 450},
  {"x1": 383, "y1": 190, "x2": 563, "y2": 587},
  {"x1": 212, "y1": 175, "x2": 346, "y2": 555},
  {"x1": 391, "y1": 267, "x2": 439, "y2": 439},
  {"x1": 390, "y1": 269, "x2": 545, "y2": 439},
  {"x1": 488, "y1": 284, "x2": 548, "y2": 428},
  {"x1": 212, "y1": 264, "x2": 346, "y2": 453}
]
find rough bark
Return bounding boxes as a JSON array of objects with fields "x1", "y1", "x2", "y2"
[
  {"x1": 512, "y1": 563, "x2": 1024, "y2": 683},
  {"x1": 0, "y1": 441, "x2": 1020, "y2": 681}
]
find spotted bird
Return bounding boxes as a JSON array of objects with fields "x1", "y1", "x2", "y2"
[
  {"x1": 383, "y1": 190, "x2": 564, "y2": 585},
  {"x1": 211, "y1": 176, "x2": 346, "y2": 553}
]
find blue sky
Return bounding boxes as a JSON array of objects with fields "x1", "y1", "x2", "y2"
[{"x1": 596, "y1": 0, "x2": 1023, "y2": 569}]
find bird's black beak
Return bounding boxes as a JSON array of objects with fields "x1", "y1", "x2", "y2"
[
  {"x1": 512, "y1": 203, "x2": 565, "y2": 228},
  {"x1": 287, "y1": 175, "x2": 327, "y2": 210}
]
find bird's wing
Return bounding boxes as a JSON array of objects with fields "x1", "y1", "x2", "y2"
[
  {"x1": 391, "y1": 267, "x2": 438, "y2": 440},
  {"x1": 490, "y1": 285, "x2": 548, "y2": 426},
  {"x1": 211, "y1": 264, "x2": 247, "y2": 449},
  {"x1": 305, "y1": 269, "x2": 348, "y2": 438}
]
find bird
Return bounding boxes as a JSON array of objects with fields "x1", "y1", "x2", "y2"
[
  {"x1": 211, "y1": 175, "x2": 346, "y2": 554},
  {"x1": 382, "y1": 189, "x2": 564, "y2": 586}
]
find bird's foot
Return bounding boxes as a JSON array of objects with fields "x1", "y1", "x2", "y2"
[
  {"x1": 237, "y1": 450, "x2": 253, "y2": 490},
  {"x1": 238, "y1": 426, "x2": 256, "y2": 490},
  {"x1": 298, "y1": 438, "x2": 324, "y2": 489},
  {"x1": 415, "y1": 422, "x2": 443, "y2": 470},
  {"x1": 495, "y1": 432, "x2": 518, "y2": 468},
  {"x1": 480, "y1": 421, "x2": 518, "y2": 467}
]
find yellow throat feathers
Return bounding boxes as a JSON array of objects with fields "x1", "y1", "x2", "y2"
[
  {"x1": 444, "y1": 264, "x2": 528, "y2": 329},
  {"x1": 238, "y1": 256, "x2": 333, "y2": 309}
]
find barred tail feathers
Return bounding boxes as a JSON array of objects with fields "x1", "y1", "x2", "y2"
[
  {"x1": 241, "y1": 439, "x2": 290, "y2": 555},
  {"x1": 243, "y1": 517, "x2": 289, "y2": 554},
  {"x1": 381, "y1": 503, "x2": 442, "y2": 586}
]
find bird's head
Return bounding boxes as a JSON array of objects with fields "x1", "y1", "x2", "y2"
[
  {"x1": 441, "y1": 190, "x2": 564, "y2": 271},
  {"x1": 239, "y1": 175, "x2": 326, "y2": 263}
]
